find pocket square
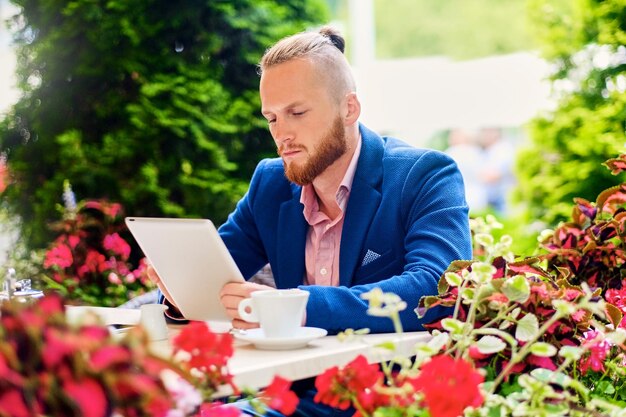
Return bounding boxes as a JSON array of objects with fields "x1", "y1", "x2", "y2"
[{"x1": 361, "y1": 249, "x2": 382, "y2": 266}]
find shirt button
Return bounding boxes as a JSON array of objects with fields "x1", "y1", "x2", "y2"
[{"x1": 320, "y1": 268, "x2": 328, "y2": 275}]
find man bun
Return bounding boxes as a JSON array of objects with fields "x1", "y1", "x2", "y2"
[{"x1": 319, "y1": 26, "x2": 345, "y2": 54}]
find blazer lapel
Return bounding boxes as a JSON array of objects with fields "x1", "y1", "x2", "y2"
[
  {"x1": 339, "y1": 125, "x2": 384, "y2": 286},
  {"x1": 276, "y1": 186, "x2": 308, "y2": 289}
]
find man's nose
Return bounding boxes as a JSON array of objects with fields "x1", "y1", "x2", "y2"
[{"x1": 272, "y1": 119, "x2": 294, "y2": 144}]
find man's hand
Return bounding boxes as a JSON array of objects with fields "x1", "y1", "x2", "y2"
[
  {"x1": 146, "y1": 265, "x2": 178, "y2": 309},
  {"x1": 220, "y1": 281, "x2": 275, "y2": 329}
]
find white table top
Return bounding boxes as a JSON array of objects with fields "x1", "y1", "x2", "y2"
[{"x1": 67, "y1": 305, "x2": 431, "y2": 394}]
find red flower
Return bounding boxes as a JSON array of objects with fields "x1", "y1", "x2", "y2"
[
  {"x1": 314, "y1": 354, "x2": 383, "y2": 411},
  {"x1": 410, "y1": 355, "x2": 484, "y2": 417},
  {"x1": 174, "y1": 322, "x2": 234, "y2": 370},
  {"x1": 0, "y1": 158, "x2": 8, "y2": 193},
  {"x1": 173, "y1": 321, "x2": 236, "y2": 391},
  {"x1": 44, "y1": 242, "x2": 74, "y2": 269},
  {"x1": 77, "y1": 250, "x2": 107, "y2": 277},
  {"x1": 260, "y1": 376, "x2": 299, "y2": 415}
]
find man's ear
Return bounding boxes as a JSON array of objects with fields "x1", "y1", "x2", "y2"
[{"x1": 343, "y1": 92, "x2": 361, "y2": 125}]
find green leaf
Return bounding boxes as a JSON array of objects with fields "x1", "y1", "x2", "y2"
[
  {"x1": 475, "y1": 335, "x2": 506, "y2": 354},
  {"x1": 441, "y1": 318, "x2": 466, "y2": 335},
  {"x1": 515, "y1": 313, "x2": 538, "y2": 342},
  {"x1": 596, "y1": 380, "x2": 616, "y2": 395},
  {"x1": 502, "y1": 274, "x2": 530, "y2": 303},
  {"x1": 530, "y1": 368, "x2": 571, "y2": 387},
  {"x1": 558, "y1": 345, "x2": 583, "y2": 361},
  {"x1": 529, "y1": 342, "x2": 557, "y2": 357},
  {"x1": 444, "y1": 272, "x2": 462, "y2": 287},
  {"x1": 552, "y1": 300, "x2": 576, "y2": 316}
]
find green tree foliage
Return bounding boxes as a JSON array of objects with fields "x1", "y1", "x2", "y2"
[
  {"x1": 0, "y1": 0, "x2": 328, "y2": 250},
  {"x1": 373, "y1": 0, "x2": 535, "y2": 59},
  {"x1": 516, "y1": 0, "x2": 626, "y2": 226}
]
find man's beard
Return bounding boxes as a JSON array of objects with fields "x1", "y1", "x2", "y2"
[{"x1": 279, "y1": 116, "x2": 347, "y2": 186}]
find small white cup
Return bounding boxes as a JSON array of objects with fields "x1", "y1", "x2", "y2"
[
  {"x1": 238, "y1": 289, "x2": 309, "y2": 338},
  {"x1": 140, "y1": 304, "x2": 169, "y2": 341}
]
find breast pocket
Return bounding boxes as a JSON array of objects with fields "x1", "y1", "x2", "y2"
[{"x1": 353, "y1": 249, "x2": 401, "y2": 284}]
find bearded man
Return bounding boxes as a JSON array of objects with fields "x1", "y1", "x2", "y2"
[
  {"x1": 150, "y1": 24, "x2": 473, "y2": 417},
  {"x1": 155, "y1": 26, "x2": 471, "y2": 334}
]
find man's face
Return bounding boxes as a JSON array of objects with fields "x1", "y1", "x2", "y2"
[{"x1": 260, "y1": 59, "x2": 347, "y2": 185}]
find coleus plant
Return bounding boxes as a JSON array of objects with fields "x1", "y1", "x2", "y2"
[
  {"x1": 413, "y1": 154, "x2": 626, "y2": 411},
  {"x1": 42, "y1": 182, "x2": 155, "y2": 307},
  {"x1": 538, "y1": 154, "x2": 626, "y2": 297},
  {"x1": 310, "y1": 155, "x2": 626, "y2": 417},
  {"x1": 0, "y1": 294, "x2": 297, "y2": 417}
]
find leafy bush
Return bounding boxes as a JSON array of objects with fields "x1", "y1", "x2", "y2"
[
  {"x1": 0, "y1": 0, "x2": 328, "y2": 251},
  {"x1": 516, "y1": 0, "x2": 626, "y2": 226}
]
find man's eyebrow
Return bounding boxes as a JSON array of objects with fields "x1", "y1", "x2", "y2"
[{"x1": 262, "y1": 101, "x2": 307, "y2": 116}]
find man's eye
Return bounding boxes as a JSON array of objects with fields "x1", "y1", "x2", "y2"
[
  {"x1": 292, "y1": 111, "x2": 306, "y2": 117},
  {"x1": 267, "y1": 118, "x2": 276, "y2": 124}
]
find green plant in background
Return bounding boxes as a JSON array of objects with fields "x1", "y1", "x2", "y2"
[
  {"x1": 516, "y1": 0, "x2": 626, "y2": 227},
  {"x1": 0, "y1": 0, "x2": 328, "y2": 252}
]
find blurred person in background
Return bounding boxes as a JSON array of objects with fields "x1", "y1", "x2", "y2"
[
  {"x1": 444, "y1": 128, "x2": 488, "y2": 213},
  {"x1": 479, "y1": 127, "x2": 516, "y2": 215}
]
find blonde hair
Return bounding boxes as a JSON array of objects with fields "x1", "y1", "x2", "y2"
[{"x1": 259, "y1": 26, "x2": 356, "y2": 101}]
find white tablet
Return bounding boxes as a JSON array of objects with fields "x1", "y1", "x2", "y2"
[{"x1": 125, "y1": 217, "x2": 244, "y2": 324}]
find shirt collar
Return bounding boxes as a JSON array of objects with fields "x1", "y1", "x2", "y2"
[{"x1": 300, "y1": 133, "x2": 362, "y2": 218}]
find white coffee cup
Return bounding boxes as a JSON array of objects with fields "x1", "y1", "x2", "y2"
[
  {"x1": 237, "y1": 289, "x2": 309, "y2": 338},
  {"x1": 140, "y1": 303, "x2": 169, "y2": 341}
]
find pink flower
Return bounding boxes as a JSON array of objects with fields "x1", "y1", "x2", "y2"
[
  {"x1": 579, "y1": 331, "x2": 611, "y2": 374},
  {"x1": 161, "y1": 369, "x2": 202, "y2": 414},
  {"x1": 103, "y1": 233, "x2": 131, "y2": 260},
  {"x1": 108, "y1": 272, "x2": 122, "y2": 285},
  {"x1": 68, "y1": 234, "x2": 81, "y2": 249},
  {"x1": 125, "y1": 273, "x2": 137, "y2": 283}
]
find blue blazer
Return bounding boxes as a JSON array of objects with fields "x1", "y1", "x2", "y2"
[{"x1": 219, "y1": 124, "x2": 472, "y2": 334}]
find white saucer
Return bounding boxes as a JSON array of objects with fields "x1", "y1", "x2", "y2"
[{"x1": 234, "y1": 327, "x2": 327, "y2": 350}]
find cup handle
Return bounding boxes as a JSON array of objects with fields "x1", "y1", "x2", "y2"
[{"x1": 238, "y1": 298, "x2": 258, "y2": 323}]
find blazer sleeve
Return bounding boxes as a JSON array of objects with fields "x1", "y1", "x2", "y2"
[{"x1": 301, "y1": 150, "x2": 471, "y2": 334}]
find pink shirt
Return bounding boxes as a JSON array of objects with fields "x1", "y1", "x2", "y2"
[{"x1": 301, "y1": 137, "x2": 362, "y2": 286}]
